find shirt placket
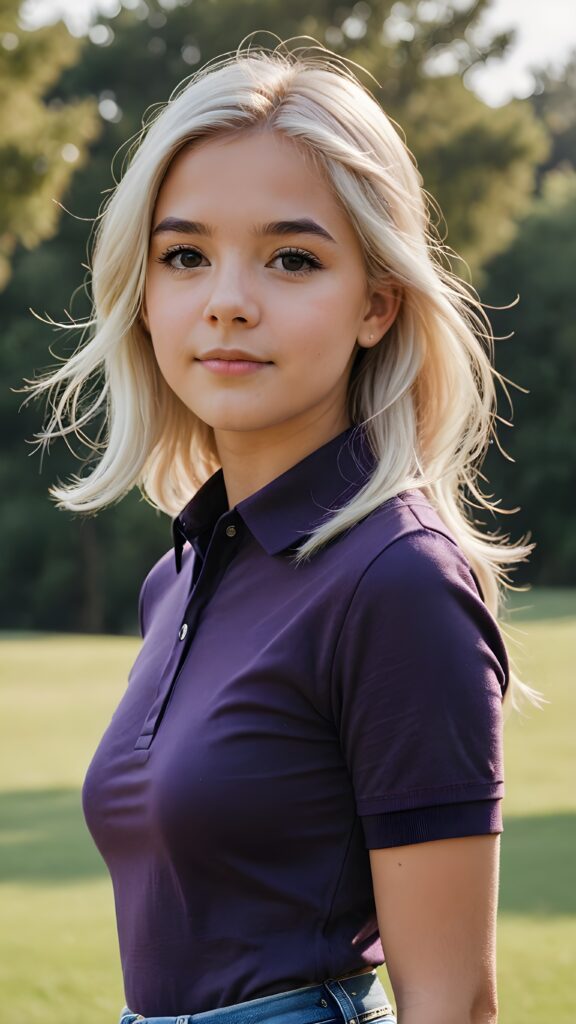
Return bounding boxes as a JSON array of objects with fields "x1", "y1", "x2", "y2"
[{"x1": 134, "y1": 511, "x2": 242, "y2": 750}]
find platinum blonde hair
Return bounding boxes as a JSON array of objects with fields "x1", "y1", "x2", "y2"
[{"x1": 22, "y1": 40, "x2": 543, "y2": 713}]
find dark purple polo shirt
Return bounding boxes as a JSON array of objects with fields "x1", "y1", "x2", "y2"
[{"x1": 81, "y1": 424, "x2": 507, "y2": 1017}]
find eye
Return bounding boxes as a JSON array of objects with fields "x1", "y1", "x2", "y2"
[
  {"x1": 154, "y1": 244, "x2": 324, "y2": 277},
  {"x1": 270, "y1": 248, "x2": 323, "y2": 276},
  {"x1": 155, "y1": 246, "x2": 205, "y2": 271}
]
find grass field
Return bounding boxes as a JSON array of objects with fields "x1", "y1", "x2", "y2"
[{"x1": 1, "y1": 588, "x2": 575, "y2": 1022}]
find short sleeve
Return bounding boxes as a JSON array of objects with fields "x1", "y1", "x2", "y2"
[{"x1": 330, "y1": 528, "x2": 508, "y2": 849}]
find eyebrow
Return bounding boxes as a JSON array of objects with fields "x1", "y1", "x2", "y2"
[{"x1": 151, "y1": 217, "x2": 337, "y2": 244}]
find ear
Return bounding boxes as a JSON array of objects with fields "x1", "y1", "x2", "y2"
[{"x1": 356, "y1": 281, "x2": 402, "y2": 349}]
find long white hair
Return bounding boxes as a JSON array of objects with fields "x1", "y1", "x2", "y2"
[{"x1": 22, "y1": 40, "x2": 543, "y2": 713}]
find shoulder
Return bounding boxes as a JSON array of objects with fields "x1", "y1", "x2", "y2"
[
  {"x1": 351, "y1": 489, "x2": 481, "y2": 601},
  {"x1": 334, "y1": 490, "x2": 509, "y2": 696}
]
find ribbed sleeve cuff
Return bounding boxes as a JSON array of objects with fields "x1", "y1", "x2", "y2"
[{"x1": 361, "y1": 798, "x2": 503, "y2": 849}]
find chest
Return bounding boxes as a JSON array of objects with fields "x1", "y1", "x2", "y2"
[{"x1": 82, "y1": 545, "x2": 355, "y2": 862}]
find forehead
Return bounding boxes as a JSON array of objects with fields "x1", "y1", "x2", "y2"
[{"x1": 153, "y1": 129, "x2": 354, "y2": 237}]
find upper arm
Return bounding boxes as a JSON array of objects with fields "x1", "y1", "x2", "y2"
[
  {"x1": 331, "y1": 527, "x2": 508, "y2": 842},
  {"x1": 330, "y1": 527, "x2": 507, "y2": 1018},
  {"x1": 369, "y1": 834, "x2": 500, "y2": 1020}
]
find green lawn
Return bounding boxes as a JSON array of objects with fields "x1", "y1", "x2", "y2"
[{"x1": 1, "y1": 588, "x2": 575, "y2": 1022}]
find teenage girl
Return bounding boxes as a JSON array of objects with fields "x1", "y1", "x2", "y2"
[{"x1": 26, "y1": 41, "x2": 541, "y2": 1024}]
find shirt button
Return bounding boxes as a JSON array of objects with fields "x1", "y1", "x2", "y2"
[
  {"x1": 225, "y1": 524, "x2": 237, "y2": 537},
  {"x1": 178, "y1": 623, "x2": 188, "y2": 641}
]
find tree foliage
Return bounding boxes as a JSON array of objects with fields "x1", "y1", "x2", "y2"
[
  {"x1": 0, "y1": 0, "x2": 99, "y2": 288},
  {"x1": 529, "y1": 48, "x2": 576, "y2": 181},
  {"x1": 482, "y1": 170, "x2": 576, "y2": 584}
]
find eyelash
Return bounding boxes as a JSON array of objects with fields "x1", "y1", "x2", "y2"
[{"x1": 155, "y1": 244, "x2": 324, "y2": 278}]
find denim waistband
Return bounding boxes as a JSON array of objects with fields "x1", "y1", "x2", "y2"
[{"x1": 119, "y1": 969, "x2": 396, "y2": 1024}]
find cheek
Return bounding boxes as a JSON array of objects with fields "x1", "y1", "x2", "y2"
[
  {"x1": 300, "y1": 283, "x2": 364, "y2": 374},
  {"x1": 146, "y1": 307, "x2": 180, "y2": 377},
  {"x1": 294, "y1": 274, "x2": 365, "y2": 331},
  {"x1": 146, "y1": 281, "x2": 191, "y2": 336},
  {"x1": 145, "y1": 280, "x2": 196, "y2": 378},
  {"x1": 284, "y1": 286, "x2": 363, "y2": 360}
]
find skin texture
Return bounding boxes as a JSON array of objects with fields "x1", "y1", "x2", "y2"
[
  {"x1": 370, "y1": 835, "x2": 500, "y2": 1023},
  {"x1": 144, "y1": 128, "x2": 500, "y2": 1020},
  {"x1": 144, "y1": 128, "x2": 399, "y2": 508}
]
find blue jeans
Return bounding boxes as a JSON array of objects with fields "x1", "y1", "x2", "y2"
[{"x1": 118, "y1": 969, "x2": 396, "y2": 1024}]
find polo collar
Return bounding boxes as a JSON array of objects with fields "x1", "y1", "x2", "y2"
[{"x1": 172, "y1": 423, "x2": 376, "y2": 571}]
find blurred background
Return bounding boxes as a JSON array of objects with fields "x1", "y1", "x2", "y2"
[
  {"x1": 1, "y1": 0, "x2": 575, "y2": 632},
  {"x1": 0, "y1": 1, "x2": 574, "y2": 1022}
]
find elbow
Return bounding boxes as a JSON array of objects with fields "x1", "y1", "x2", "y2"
[{"x1": 471, "y1": 989, "x2": 499, "y2": 1024}]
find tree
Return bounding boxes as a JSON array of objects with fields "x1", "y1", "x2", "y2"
[
  {"x1": 331, "y1": 0, "x2": 549, "y2": 278},
  {"x1": 482, "y1": 170, "x2": 576, "y2": 584},
  {"x1": 529, "y1": 49, "x2": 576, "y2": 181},
  {"x1": 0, "y1": 0, "x2": 99, "y2": 288}
]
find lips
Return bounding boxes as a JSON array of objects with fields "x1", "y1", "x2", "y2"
[
  {"x1": 198, "y1": 357, "x2": 271, "y2": 377},
  {"x1": 198, "y1": 350, "x2": 268, "y2": 362}
]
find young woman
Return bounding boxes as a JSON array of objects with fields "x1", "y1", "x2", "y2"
[{"x1": 25, "y1": 41, "x2": 541, "y2": 1024}]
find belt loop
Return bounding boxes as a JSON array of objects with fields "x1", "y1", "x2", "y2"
[{"x1": 323, "y1": 979, "x2": 360, "y2": 1024}]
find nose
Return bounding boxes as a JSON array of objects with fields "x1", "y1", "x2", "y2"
[{"x1": 202, "y1": 259, "x2": 260, "y2": 328}]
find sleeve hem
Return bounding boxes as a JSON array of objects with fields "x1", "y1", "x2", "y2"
[
  {"x1": 357, "y1": 779, "x2": 504, "y2": 815},
  {"x1": 361, "y1": 798, "x2": 503, "y2": 849}
]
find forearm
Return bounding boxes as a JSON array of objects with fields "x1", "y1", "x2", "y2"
[
  {"x1": 398, "y1": 1012, "x2": 497, "y2": 1023},
  {"x1": 396, "y1": 994, "x2": 498, "y2": 1024}
]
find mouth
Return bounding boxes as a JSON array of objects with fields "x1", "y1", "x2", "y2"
[
  {"x1": 195, "y1": 357, "x2": 273, "y2": 376},
  {"x1": 195, "y1": 358, "x2": 271, "y2": 363}
]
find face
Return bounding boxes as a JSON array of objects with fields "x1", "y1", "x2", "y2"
[{"x1": 145, "y1": 129, "x2": 397, "y2": 453}]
